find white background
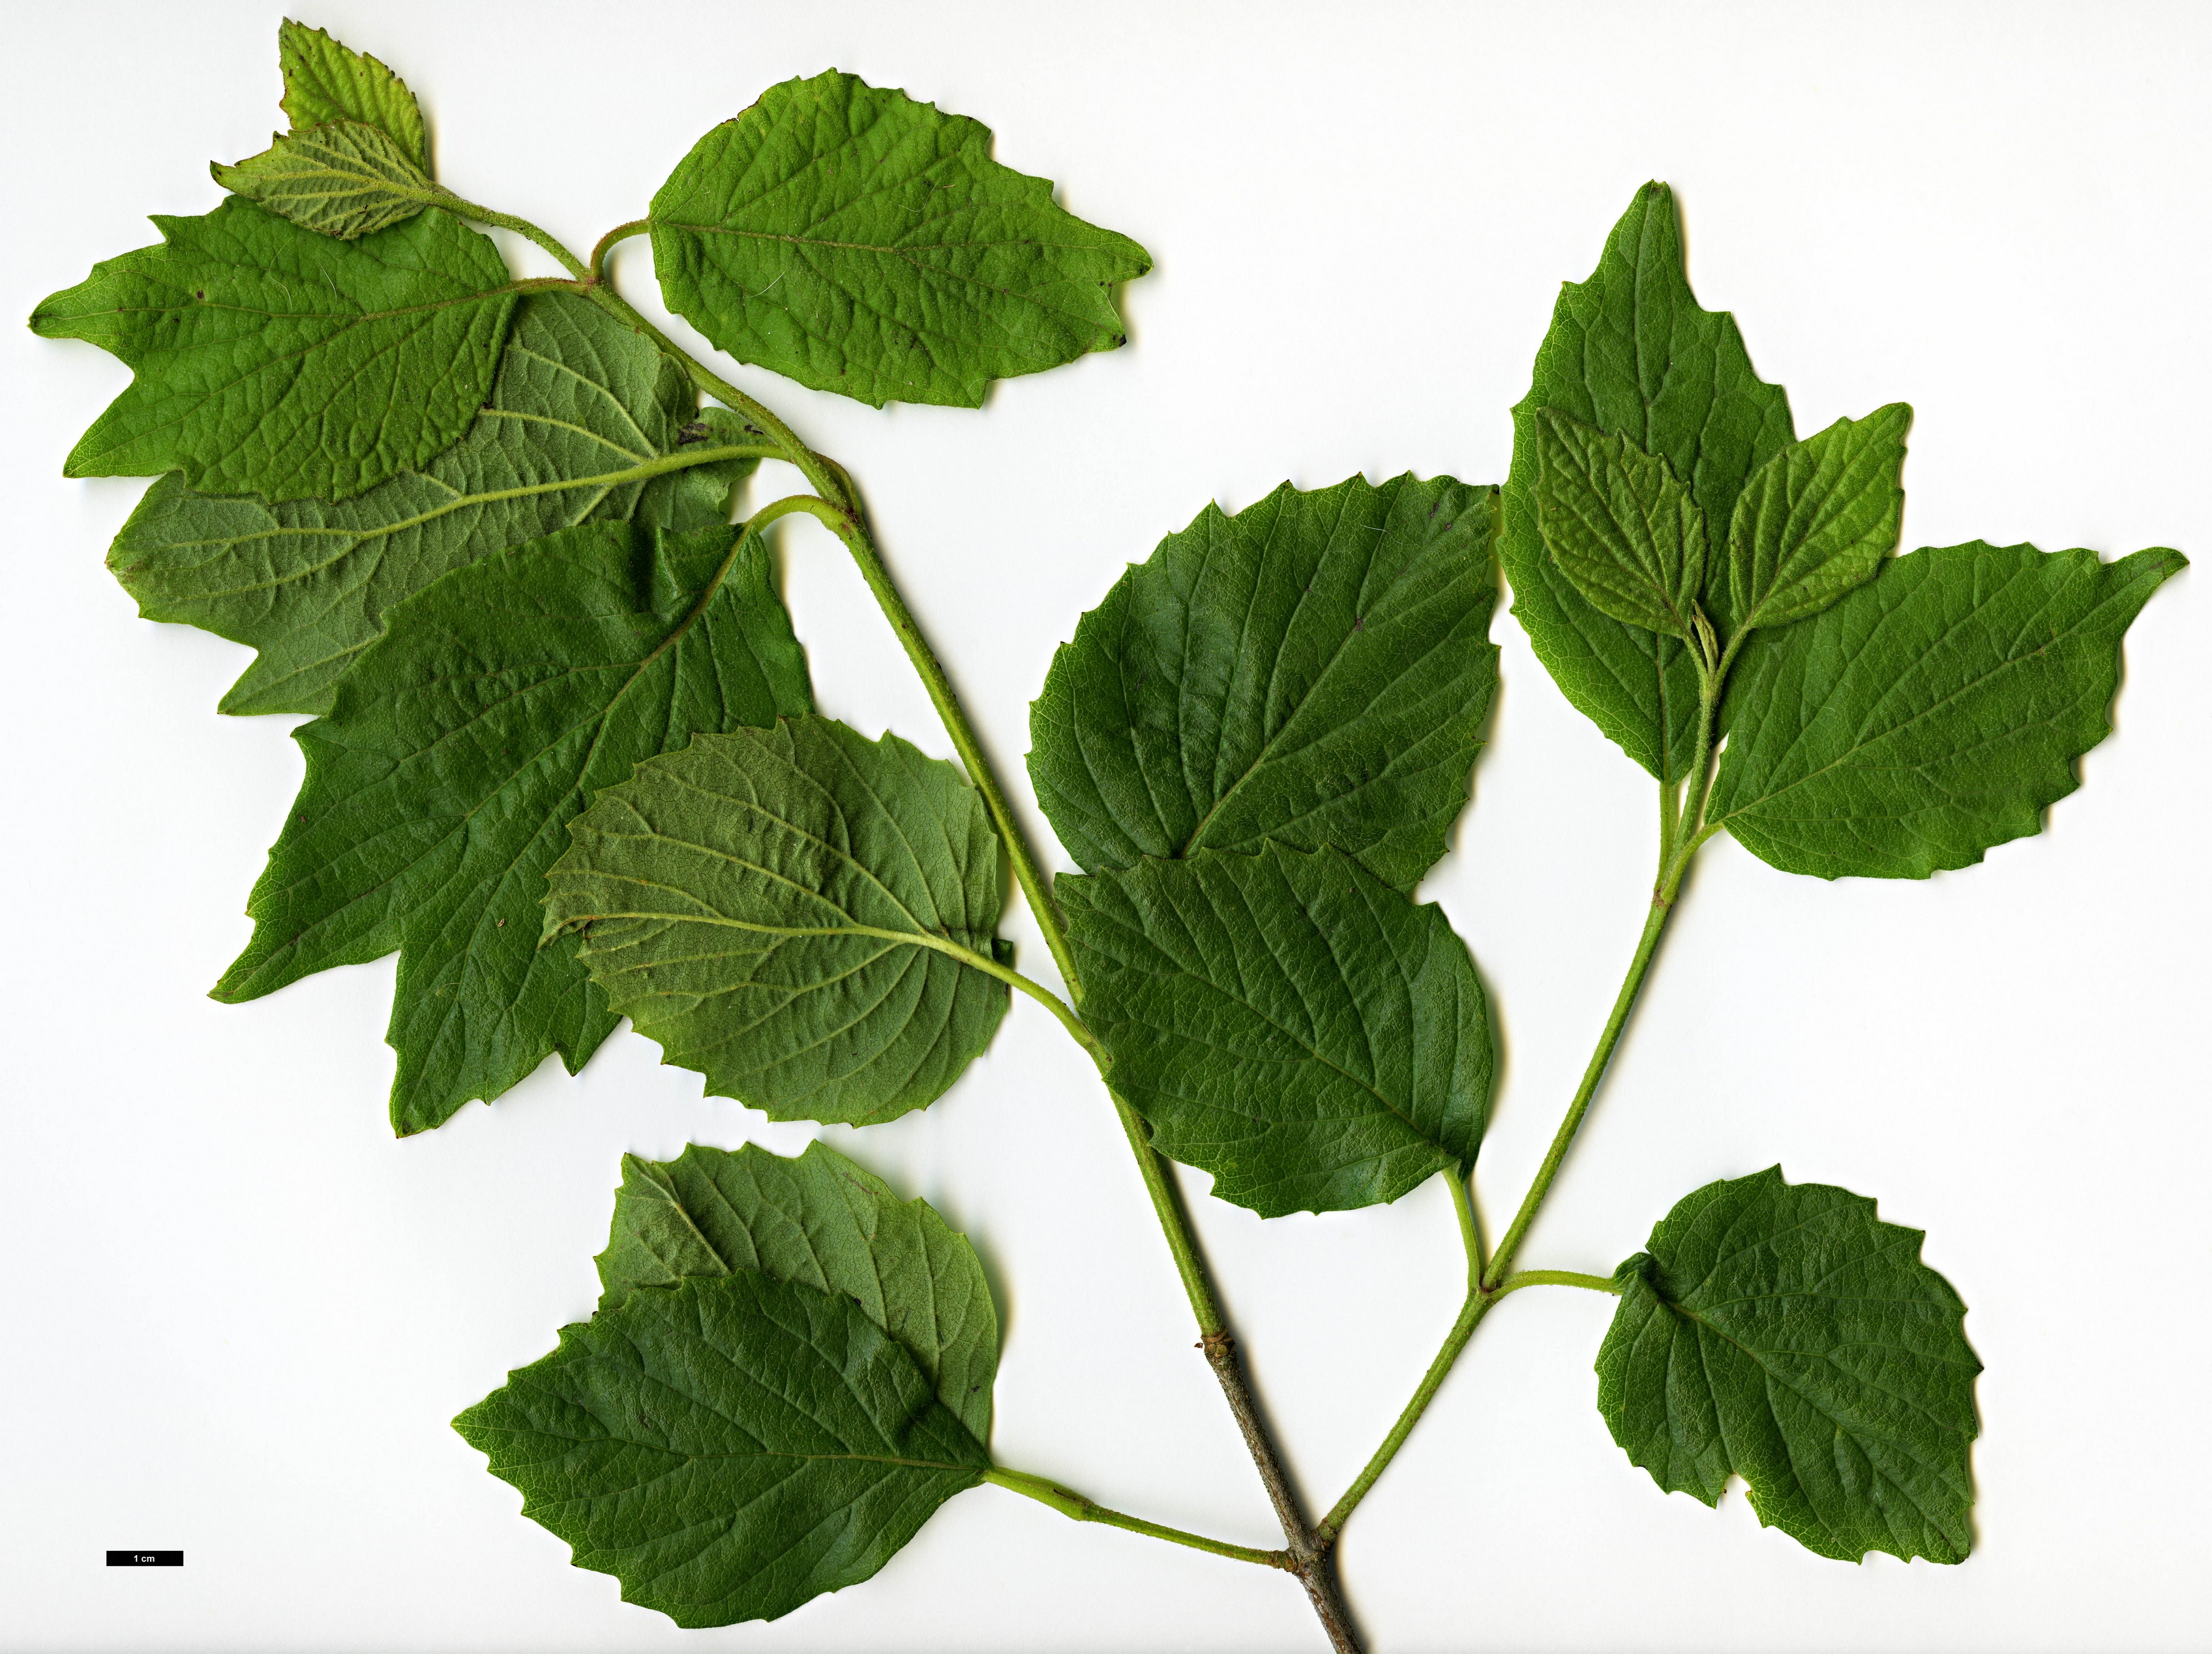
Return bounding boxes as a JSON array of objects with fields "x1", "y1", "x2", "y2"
[{"x1": 3, "y1": 3, "x2": 2207, "y2": 1649}]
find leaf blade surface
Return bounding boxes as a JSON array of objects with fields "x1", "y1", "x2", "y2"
[
  {"x1": 1708, "y1": 541, "x2": 2185, "y2": 878},
  {"x1": 650, "y1": 70, "x2": 1151, "y2": 408},
  {"x1": 1595, "y1": 1167, "x2": 1980, "y2": 1564},
  {"x1": 1028, "y1": 473, "x2": 1499, "y2": 894},
  {"x1": 1531, "y1": 412, "x2": 1707, "y2": 639},
  {"x1": 276, "y1": 19, "x2": 430, "y2": 170},
  {"x1": 1504, "y1": 182, "x2": 1795, "y2": 777},
  {"x1": 108, "y1": 293, "x2": 756, "y2": 715},
  {"x1": 599, "y1": 1140, "x2": 997, "y2": 1441},
  {"x1": 213, "y1": 519, "x2": 812, "y2": 1134},
  {"x1": 454, "y1": 1272, "x2": 988, "y2": 1627},
  {"x1": 545, "y1": 718, "x2": 1009, "y2": 1126},
  {"x1": 31, "y1": 198, "x2": 516, "y2": 502},
  {"x1": 1722, "y1": 403, "x2": 1911, "y2": 637},
  {"x1": 1064, "y1": 844, "x2": 1493, "y2": 1217},
  {"x1": 213, "y1": 121, "x2": 438, "y2": 241}
]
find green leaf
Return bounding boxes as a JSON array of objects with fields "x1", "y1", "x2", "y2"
[
  {"x1": 276, "y1": 19, "x2": 429, "y2": 172},
  {"x1": 1028, "y1": 474, "x2": 1499, "y2": 895},
  {"x1": 30, "y1": 197, "x2": 516, "y2": 503},
  {"x1": 211, "y1": 520, "x2": 811, "y2": 1135},
  {"x1": 1595, "y1": 1166, "x2": 1980, "y2": 1565},
  {"x1": 1062, "y1": 844, "x2": 1493, "y2": 1218},
  {"x1": 545, "y1": 718, "x2": 1010, "y2": 1126},
  {"x1": 454, "y1": 1272, "x2": 989, "y2": 1627},
  {"x1": 650, "y1": 70, "x2": 1152, "y2": 408},
  {"x1": 1721, "y1": 404, "x2": 1911, "y2": 638},
  {"x1": 1532, "y1": 411, "x2": 1708, "y2": 640},
  {"x1": 599, "y1": 1140, "x2": 997, "y2": 1442},
  {"x1": 1707, "y1": 541, "x2": 2185, "y2": 879},
  {"x1": 213, "y1": 121, "x2": 438, "y2": 241},
  {"x1": 107, "y1": 293, "x2": 760, "y2": 715},
  {"x1": 1504, "y1": 182, "x2": 1795, "y2": 779}
]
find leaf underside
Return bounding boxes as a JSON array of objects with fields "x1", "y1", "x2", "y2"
[
  {"x1": 31, "y1": 198, "x2": 516, "y2": 503},
  {"x1": 1028, "y1": 472, "x2": 1501, "y2": 894},
  {"x1": 599, "y1": 1139, "x2": 998, "y2": 1441},
  {"x1": 1503, "y1": 181, "x2": 1795, "y2": 779},
  {"x1": 1064, "y1": 843, "x2": 1493, "y2": 1218},
  {"x1": 214, "y1": 120, "x2": 437, "y2": 241},
  {"x1": 650, "y1": 69, "x2": 1152, "y2": 408},
  {"x1": 1596, "y1": 1167, "x2": 1980, "y2": 1564},
  {"x1": 545, "y1": 718, "x2": 1009, "y2": 1126},
  {"x1": 108, "y1": 293, "x2": 757, "y2": 716},
  {"x1": 1709, "y1": 541, "x2": 2185, "y2": 878},
  {"x1": 455, "y1": 1272, "x2": 988, "y2": 1627},
  {"x1": 1531, "y1": 411, "x2": 1707, "y2": 639},
  {"x1": 212, "y1": 520, "x2": 812, "y2": 1135},
  {"x1": 276, "y1": 18, "x2": 430, "y2": 172}
]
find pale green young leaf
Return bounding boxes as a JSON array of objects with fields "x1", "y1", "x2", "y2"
[
  {"x1": 650, "y1": 70, "x2": 1151, "y2": 408},
  {"x1": 1708, "y1": 541, "x2": 2185, "y2": 879},
  {"x1": 454, "y1": 1273, "x2": 988, "y2": 1627},
  {"x1": 30, "y1": 198, "x2": 516, "y2": 502},
  {"x1": 213, "y1": 121, "x2": 437, "y2": 241},
  {"x1": 1720, "y1": 403, "x2": 1911, "y2": 637},
  {"x1": 1596, "y1": 1167, "x2": 1980, "y2": 1564},
  {"x1": 599, "y1": 1140, "x2": 997, "y2": 1441},
  {"x1": 1532, "y1": 411, "x2": 1708, "y2": 640},
  {"x1": 1062, "y1": 845, "x2": 1493, "y2": 1218},
  {"x1": 545, "y1": 719, "x2": 1009, "y2": 1126},
  {"x1": 276, "y1": 18, "x2": 429, "y2": 172},
  {"x1": 1504, "y1": 182, "x2": 1795, "y2": 779},
  {"x1": 1028, "y1": 474, "x2": 1499, "y2": 894},
  {"x1": 212, "y1": 520, "x2": 811, "y2": 1136},
  {"x1": 108, "y1": 294, "x2": 760, "y2": 716}
]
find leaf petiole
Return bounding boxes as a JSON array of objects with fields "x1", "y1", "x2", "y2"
[
  {"x1": 1489, "y1": 1269, "x2": 1622, "y2": 1299},
  {"x1": 589, "y1": 217, "x2": 653, "y2": 280},
  {"x1": 431, "y1": 189, "x2": 591, "y2": 280},
  {"x1": 985, "y1": 1467, "x2": 1292, "y2": 1570}
]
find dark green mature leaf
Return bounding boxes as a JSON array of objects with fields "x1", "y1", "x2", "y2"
[
  {"x1": 650, "y1": 70, "x2": 1152, "y2": 408},
  {"x1": 213, "y1": 520, "x2": 811, "y2": 1135},
  {"x1": 277, "y1": 19, "x2": 429, "y2": 172},
  {"x1": 214, "y1": 121, "x2": 438, "y2": 240},
  {"x1": 545, "y1": 719, "x2": 1010, "y2": 1126},
  {"x1": 1504, "y1": 182, "x2": 1795, "y2": 779},
  {"x1": 109, "y1": 293, "x2": 760, "y2": 715},
  {"x1": 1532, "y1": 412, "x2": 1707, "y2": 640},
  {"x1": 1708, "y1": 541, "x2": 2185, "y2": 879},
  {"x1": 1721, "y1": 404, "x2": 1911, "y2": 638},
  {"x1": 1063, "y1": 845, "x2": 1493, "y2": 1218},
  {"x1": 599, "y1": 1140, "x2": 997, "y2": 1441},
  {"x1": 1029, "y1": 474, "x2": 1499, "y2": 894},
  {"x1": 31, "y1": 198, "x2": 516, "y2": 502},
  {"x1": 1596, "y1": 1167, "x2": 1980, "y2": 1564},
  {"x1": 455, "y1": 1272, "x2": 989, "y2": 1627}
]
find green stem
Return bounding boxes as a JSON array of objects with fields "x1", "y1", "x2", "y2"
[
  {"x1": 590, "y1": 217, "x2": 653, "y2": 280},
  {"x1": 1489, "y1": 1269, "x2": 1622, "y2": 1299},
  {"x1": 577, "y1": 284, "x2": 849, "y2": 509},
  {"x1": 1320, "y1": 731, "x2": 1718, "y2": 1544},
  {"x1": 574, "y1": 248, "x2": 1339, "y2": 1640},
  {"x1": 1450, "y1": 1172, "x2": 1484, "y2": 1286},
  {"x1": 1112, "y1": 1094, "x2": 1226, "y2": 1333},
  {"x1": 768, "y1": 498, "x2": 1088, "y2": 1004},
  {"x1": 985, "y1": 1467, "x2": 1291, "y2": 1571},
  {"x1": 1482, "y1": 871, "x2": 1682, "y2": 1291},
  {"x1": 1317, "y1": 1289, "x2": 1493, "y2": 1544},
  {"x1": 910, "y1": 931, "x2": 1107, "y2": 1067},
  {"x1": 433, "y1": 190, "x2": 591, "y2": 281}
]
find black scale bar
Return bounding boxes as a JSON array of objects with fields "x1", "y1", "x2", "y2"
[{"x1": 107, "y1": 1551, "x2": 183, "y2": 1567}]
